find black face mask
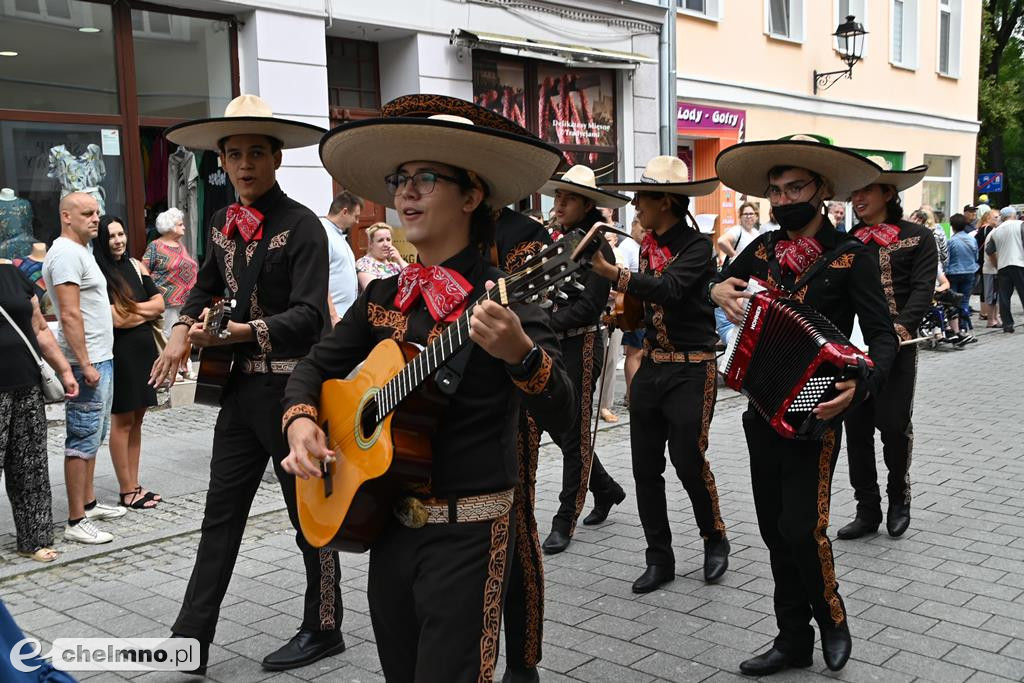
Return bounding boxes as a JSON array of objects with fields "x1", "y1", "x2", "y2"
[{"x1": 773, "y1": 202, "x2": 821, "y2": 232}]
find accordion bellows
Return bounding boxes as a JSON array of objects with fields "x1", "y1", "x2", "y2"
[{"x1": 722, "y1": 291, "x2": 873, "y2": 440}]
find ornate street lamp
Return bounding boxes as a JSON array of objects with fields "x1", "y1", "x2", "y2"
[{"x1": 813, "y1": 15, "x2": 868, "y2": 94}]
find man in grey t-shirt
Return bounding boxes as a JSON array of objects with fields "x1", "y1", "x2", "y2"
[{"x1": 42, "y1": 192, "x2": 124, "y2": 545}]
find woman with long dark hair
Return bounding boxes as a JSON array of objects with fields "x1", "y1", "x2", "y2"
[{"x1": 92, "y1": 216, "x2": 165, "y2": 509}]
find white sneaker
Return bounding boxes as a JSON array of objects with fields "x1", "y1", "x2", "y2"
[
  {"x1": 65, "y1": 519, "x2": 114, "y2": 544},
  {"x1": 85, "y1": 501, "x2": 127, "y2": 520}
]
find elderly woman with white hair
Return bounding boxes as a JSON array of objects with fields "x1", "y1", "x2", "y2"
[{"x1": 142, "y1": 207, "x2": 198, "y2": 340}]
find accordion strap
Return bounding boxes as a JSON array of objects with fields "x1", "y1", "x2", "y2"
[{"x1": 769, "y1": 238, "x2": 860, "y2": 295}]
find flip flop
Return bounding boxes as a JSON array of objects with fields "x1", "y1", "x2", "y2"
[{"x1": 17, "y1": 548, "x2": 58, "y2": 563}]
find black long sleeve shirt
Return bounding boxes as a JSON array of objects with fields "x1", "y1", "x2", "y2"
[
  {"x1": 615, "y1": 221, "x2": 719, "y2": 352},
  {"x1": 178, "y1": 183, "x2": 329, "y2": 364},
  {"x1": 851, "y1": 219, "x2": 939, "y2": 341},
  {"x1": 282, "y1": 245, "x2": 575, "y2": 497},
  {"x1": 717, "y1": 222, "x2": 899, "y2": 398}
]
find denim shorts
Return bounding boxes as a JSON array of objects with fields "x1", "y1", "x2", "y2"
[
  {"x1": 621, "y1": 330, "x2": 644, "y2": 349},
  {"x1": 65, "y1": 359, "x2": 113, "y2": 460}
]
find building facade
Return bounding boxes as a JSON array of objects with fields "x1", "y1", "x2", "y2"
[{"x1": 675, "y1": 0, "x2": 981, "y2": 233}]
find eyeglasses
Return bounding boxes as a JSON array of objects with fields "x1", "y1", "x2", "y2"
[
  {"x1": 764, "y1": 178, "x2": 819, "y2": 202},
  {"x1": 740, "y1": 212, "x2": 757, "y2": 218},
  {"x1": 385, "y1": 170, "x2": 460, "y2": 196}
]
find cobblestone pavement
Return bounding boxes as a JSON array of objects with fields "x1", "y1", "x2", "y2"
[{"x1": 1, "y1": 322, "x2": 1023, "y2": 682}]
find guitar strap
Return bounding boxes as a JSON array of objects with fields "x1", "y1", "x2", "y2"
[
  {"x1": 434, "y1": 341, "x2": 475, "y2": 396},
  {"x1": 229, "y1": 195, "x2": 285, "y2": 325},
  {"x1": 767, "y1": 235, "x2": 860, "y2": 294}
]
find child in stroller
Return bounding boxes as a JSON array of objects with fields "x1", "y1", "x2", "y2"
[{"x1": 921, "y1": 271, "x2": 976, "y2": 348}]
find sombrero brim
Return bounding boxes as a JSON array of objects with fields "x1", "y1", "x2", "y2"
[
  {"x1": 600, "y1": 178, "x2": 720, "y2": 197},
  {"x1": 715, "y1": 141, "x2": 882, "y2": 200},
  {"x1": 320, "y1": 118, "x2": 562, "y2": 208},
  {"x1": 540, "y1": 179, "x2": 630, "y2": 207},
  {"x1": 165, "y1": 116, "x2": 326, "y2": 151},
  {"x1": 872, "y1": 164, "x2": 929, "y2": 193}
]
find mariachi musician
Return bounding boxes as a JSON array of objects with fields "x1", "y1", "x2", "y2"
[
  {"x1": 536, "y1": 164, "x2": 631, "y2": 555},
  {"x1": 710, "y1": 137, "x2": 899, "y2": 675},
  {"x1": 839, "y1": 161, "x2": 936, "y2": 540},
  {"x1": 280, "y1": 94, "x2": 575, "y2": 683},
  {"x1": 590, "y1": 155, "x2": 731, "y2": 594},
  {"x1": 148, "y1": 95, "x2": 344, "y2": 674}
]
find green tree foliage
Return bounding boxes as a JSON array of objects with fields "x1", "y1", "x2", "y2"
[{"x1": 978, "y1": 1, "x2": 1024, "y2": 202}]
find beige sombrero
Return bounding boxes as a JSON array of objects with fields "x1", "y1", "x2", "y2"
[
  {"x1": 540, "y1": 165, "x2": 630, "y2": 208},
  {"x1": 600, "y1": 156, "x2": 720, "y2": 197},
  {"x1": 860, "y1": 156, "x2": 929, "y2": 193},
  {"x1": 715, "y1": 136, "x2": 882, "y2": 200},
  {"x1": 319, "y1": 94, "x2": 562, "y2": 208},
  {"x1": 164, "y1": 94, "x2": 326, "y2": 151}
]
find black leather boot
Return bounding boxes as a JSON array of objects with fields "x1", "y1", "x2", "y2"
[
  {"x1": 541, "y1": 529, "x2": 571, "y2": 554},
  {"x1": 170, "y1": 633, "x2": 209, "y2": 676},
  {"x1": 887, "y1": 503, "x2": 911, "y2": 537},
  {"x1": 739, "y1": 647, "x2": 812, "y2": 676},
  {"x1": 262, "y1": 629, "x2": 346, "y2": 671},
  {"x1": 820, "y1": 622, "x2": 852, "y2": 671},
  {"x1": 703, "y1": 536, "x2": 730, "y2": 583},
  {"x1": 502, "y1": 665, "x2": 540, "y2": 683},
  {"x1": 631, "y1": 565, "x2": 674, "y2": 594},
  {"x1": 836, "y1": 515, "x2": 880, "y2": 540},
  {"x1": 582, "y1": 484, "x2": 626, "y2": 526}
]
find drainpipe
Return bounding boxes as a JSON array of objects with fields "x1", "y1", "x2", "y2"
[{"x1": 659, "y1": 0, "x2": 677, "y2": 155}]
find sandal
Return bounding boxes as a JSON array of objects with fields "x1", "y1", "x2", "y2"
[
  {"x1": 18, "y1": 547, "x2": 58, "y2": 563},
  {"x1": 600, "y1": 408, "x2": 619, "y2": 423},
  {"x1": 119, "y1": 486, "x2": 159, "y2": 509}
]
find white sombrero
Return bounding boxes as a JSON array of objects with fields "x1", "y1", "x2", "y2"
[
  {"x1": 600, "y1": 156, "x2": 720, "y2": 197},
  {"x1": 715, "y1": 136, "x2": 882, "y2": 200},
  {"x1": 164, "y1": 95, "x2": 325, "y2": 151},
  {"x1": 860, "y1": 156, "x2": 929, "y2": 193},
  {"x1": 540, "y1": 165, "x2": 630, "y2": 208},
  {"x1": 319, "y1": 94, "x2": 562, "y2": 208}
]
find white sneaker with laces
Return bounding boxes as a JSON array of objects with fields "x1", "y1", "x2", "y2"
[
  {"x1": 65, "y1": 519, "x2": 114, "y2": 544},
  {"x1": 85, "y1": 501, "x2": 127, "y2": 520}
]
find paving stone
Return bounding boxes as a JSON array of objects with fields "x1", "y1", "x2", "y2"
[
  {"x1": 928, "y1": 621, "x2": 1012, "y2": 653},
  {"x1": 859, "y1": 604, "x2": 939, "y2": 634},
  {"x1": 943, "y1": 644, "x2": 1024, "y2": 680},
  {"x1": 870, "y1": 626, "x2": 956, "y2": 658},
  {"x1": 574, "y1": 633, "x2": 655, "y2": 666},
  {"x1": 633, "y1": 651, "x2": 717, "y2": 681},
  {"x1": 884, "y1": 650, "x2": 975, "y2": 683}
]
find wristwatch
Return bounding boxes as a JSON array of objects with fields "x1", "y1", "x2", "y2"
[{"x1": 506, "y1": 344, "x2": 541, "y2": 380}]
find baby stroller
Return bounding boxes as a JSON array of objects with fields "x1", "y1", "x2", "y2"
[{"x1": 918, "y1": 290, "x2": 967, "y2": 349}]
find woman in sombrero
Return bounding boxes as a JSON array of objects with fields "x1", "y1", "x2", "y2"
[
  {"x1": 280, "y1": 94, "x2": 575, "y2": 683},
  {"x1": 709, "y1": 136, "x2": 899, "y2": 675},
  {"x1": 589, "y1": 155, "x2": 732, "y2": 593}
]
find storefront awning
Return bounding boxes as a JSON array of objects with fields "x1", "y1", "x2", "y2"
[{"x1": 450, "y1": 29, "x2": 656, "y2": 70}]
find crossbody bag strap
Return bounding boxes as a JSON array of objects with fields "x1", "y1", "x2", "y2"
[
  {"x1": 0, "y1": 302, "x2": 43, "y2": 366},
  {"x1": 790, "y1": 239, "x2": 861, "y2": 291}
]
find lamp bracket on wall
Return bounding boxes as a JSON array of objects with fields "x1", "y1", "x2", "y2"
[{"x1": 813, "y1": 68, "x2": 852, "y2": 94}]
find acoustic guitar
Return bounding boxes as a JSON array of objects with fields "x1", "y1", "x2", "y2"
[
  {"x1": 296, "y1": 228, "x2": 605, "y2": 552},
  {"x1": 193, "y1": 298, "x2": 235, "y2": 406}
]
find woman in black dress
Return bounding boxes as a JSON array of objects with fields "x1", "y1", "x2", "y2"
[{"x1": 93, "y1": 217, "x2": 165, "y2": 509}]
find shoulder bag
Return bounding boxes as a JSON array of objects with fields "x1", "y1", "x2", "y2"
[{"x1": 0, "y1": 303, "x2": 65, "y2": 402}]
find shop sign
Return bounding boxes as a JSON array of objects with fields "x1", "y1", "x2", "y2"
[{"x1": 676, "y1": 102, "x2": 745, "y2": 132}]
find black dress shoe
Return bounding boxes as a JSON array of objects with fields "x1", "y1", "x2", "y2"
[
  {"x1": 262, "y1": 629, "x2": 346, "y2": 671},
  {"x1": 738, "y1": 647, "x2": 812, "y2": 676},
  {"x1": 170, "y1": 633, "x2": 209, "y2": 676},
  {"x1": 887, "y1": 503, "x2": 911, "y2": 537},
  {"x1": 632, "y1": 565, "x2": 674, "y2": 594},
  {"x1": 820, "y1": 623, "x2": 852, "y2": 671},
  {"x1": 836, "y1": 516, "x2": 880, "y2": 540},
  {"x1": 542, "y1": 529, "x2": 570, "y2": 555},
  {"x1": 501, "y1": 665, "x2": 540, "y2": 683},
  {"x1": 703, "y1": 536, "x2": 730, "y2": 583},
  {"x1": 582, "y1": 484, "x2": 626, "y2": 526}
]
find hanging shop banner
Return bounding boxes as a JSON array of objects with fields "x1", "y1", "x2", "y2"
[
  {"x1": 535, "y1": 65, "x2": 615, "y2": 148},
  {"x1": 472, "y1": 57, "x2": 528, "y2": 129}
]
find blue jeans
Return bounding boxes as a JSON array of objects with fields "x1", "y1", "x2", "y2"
[
  {"x1": 64, "y1": 359, "x2": 113, "y2": 459},
  {"x1": 947, "y1": 273, "x2": 976, "y2": 331},
  {"x1": 714, "y1": 307, "x2": 735, "y2": 346}
]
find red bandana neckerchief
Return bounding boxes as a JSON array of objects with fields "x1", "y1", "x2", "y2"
[
  {"x1": 774, "y1": 236, "x2": 823, "y2": 276},
  {"x1": 395, "y1": 263, "x2": 473, "y2": 323},
  {"x1": 641, "y1": 233, "x2": 673, "y2": 273},
  {"x1": 853, "y1": 223, "x2": 900, "y2": 248},
  {"x1": 223, "y1": 203, "x2": 264, "y2": 242}
]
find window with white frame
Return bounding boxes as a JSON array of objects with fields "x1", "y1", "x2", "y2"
[
  {"x1": 678, "y1": 0, "x2": 722, "y2": 21},
  {"x1": 890, "y1": 0, "x2": 919, "y2": 69},
  {"x1": 835, "y1": 0, "x2": 868, "y2": 58},
  {"x1": 765, "y1": 0, "x2": 804, "y2": 42},
  {"x1": 937, "y1": 0, "x2": 962, "y2": 77},
  {"x1": 922, "y1": 154, "x2": 957, "y2": 223}
]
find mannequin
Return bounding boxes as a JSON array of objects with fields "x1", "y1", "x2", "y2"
[
  {"x1": 29, "y1": 242, "x2": 46, "y2": 261},
  {"x1": 0, "y1": 188, "x2": 34, "y2": 260},
  {"x1": 0, "y1": 187, "x2": 16, "y2": 201}
]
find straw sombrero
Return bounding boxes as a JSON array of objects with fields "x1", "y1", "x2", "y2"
[
  {"x1": 715, "y1": 136, "x2": 882, "y2": 200},
  {"x1": 319, "y1": 94, "x2": 562, "y2": 208},
  {"x1": 164, "y1": 94, "x2": 325, "y2": 151},
  {"x1": 600, "y1": 155, "x2": 720, "y2": 197},
  {"x1": 540, "y1": 165, "x2": 630, "y2": 208},
  {"x1": 861, "y1": 156, "x2": 928, "y2": 193}
]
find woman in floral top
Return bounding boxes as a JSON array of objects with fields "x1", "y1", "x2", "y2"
[
  {"x1": 355, "y1": 222, "x2": 407, "y2": 291},
  {"x1": 143, "y1": 207, "x2": 198, "y2": 337}
]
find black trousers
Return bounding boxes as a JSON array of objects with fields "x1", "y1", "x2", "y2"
[
  {"x1": 367, "y1": 509, "x2": 515, "y2": 683},
  {"x1": 744, "y1": 410, "x2": 847, "y2": 656},
  {"x1": 844, "y1": 345, "x2": 918, "y2": 519},
  {"x1": 172, "y1": 373, "x2": 342, "y2": 643},
  {"x1": 998, "y1": 265, "x2": 1024, "y2": 330},
  {"x1": 549, "y1": 330, "x2": 619, "y2": 535},
  {"x1": 504, "y1": 412, "x2": 544, "y2": 669},
  {"x1": 629, "y1": 358, "x2": 725, "y2": 569}
]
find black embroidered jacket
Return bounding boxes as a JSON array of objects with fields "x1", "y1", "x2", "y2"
[{"x1": 493, "y1": 207, "x2": 551, "y2": 273}]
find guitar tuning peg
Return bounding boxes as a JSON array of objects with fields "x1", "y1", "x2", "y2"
[
  {"x1": 555, "y1": 290, "x2": 569, "y2": 301},
  {"x1": 569, "y1": 279, "x2": 585, "y2": 291},
  {"x1": 539, "y1": 299, "x2": 553, "y2": 309}
]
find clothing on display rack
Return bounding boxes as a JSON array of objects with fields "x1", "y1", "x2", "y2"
[
  {"x1": 197, "y1": 150, "x2": 236, "y2": 262},
  {"x1": 47, "y1": 144, "x2": 107, "y2": 214},
  {"x1": 168, "y1": 147, "x2": 200, "y2": 256},
  {"x1": 146, "y1": 134, "x2": 169, "y2": 206},
  {"x1": 0, "y1": 189, "x2": 35, "y2": 261}
]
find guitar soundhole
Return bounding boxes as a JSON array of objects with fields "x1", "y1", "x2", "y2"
[{"x1": 358, "y1": 397, "x2": 380, "y2": 441}]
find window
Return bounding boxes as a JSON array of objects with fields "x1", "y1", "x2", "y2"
[
  {"x1": 835, "y1": 0, "x2": 868, "y2": 57},
  {"x1": 890, "y1": 0, "x2": 918, "y2": 68},
  {"x1": 678, "y1": 0, "x2": 722, "y2": 20},
  {"x1": 765, "y1": 0, "x2": 803, "y2": 42},
  {"x1": 922, "y1": 154, "x2": 957, "y2": 224},
  {"x1": 937, "y1": 0, "x2": 962, "y2": 77},
  {"x1": 327, "y1": 38, "x2": 380, "y2": 110}
]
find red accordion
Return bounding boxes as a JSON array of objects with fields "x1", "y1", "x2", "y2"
[{"x1": 721, "y1": 289, "x2": 873, "y2": 440}]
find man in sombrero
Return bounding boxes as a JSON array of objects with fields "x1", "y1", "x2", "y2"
[
  {"x1": 537, "y1": 164, "x2": 630, "y2": 556},
  {"x1": 839, "y1": 161, "x2": 936, "y2": 542},
  {"x1": 709, "y1": 137, "x2": 899, "y2": 674},
  {"x1": 280, "y1": 94, "x2": 575, "y2": 683},
  {"x1": 589, "y1": 155, "x2": 731, "y2": 592},
  {"x1": 149, "y1": 95, "x2": 344, "y2": 673}
]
